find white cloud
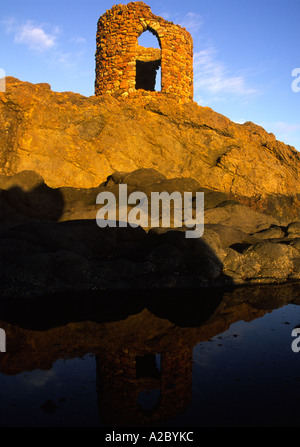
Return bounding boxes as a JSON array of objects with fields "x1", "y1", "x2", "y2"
[
  {"x1": 272, "y1": 122, "x2": 300, "y2": 134},
  {"x1": 51, "y1": 49, "x2": 84, "y2": 68},
  {"x1": 158, "y1": 10, "x2": 203, "y2": 34},
  {"x1": 259, "y1": 121, "x2": 300, "y2": 150},
  {"x1": 2, "y1": 17, "x2": 17, "y2": 33},
  {"x1": 24, "y1": 369, "x2": 56, "y2": 388},
  {"x1": 194, "y1": 47, "x2": 257, "y2": 102},
  {"x1": 69, "y1": 36, "x2": 86, "y2": 44},
  {"x1": 3, "y1": 18, "x2": 59, "y2": 52},
  {"x1": 157, "y1": 11, "x2": 257, "y2": 104},
  {"x1": 14, "y1": 21, "x2": 58, "y2": 51},
  {"x1": 2, "y1": 17, "x2": 85, "y2": 69},
  {"x1": 178, "y1": 12, "x2": 203, "y2": 34}
]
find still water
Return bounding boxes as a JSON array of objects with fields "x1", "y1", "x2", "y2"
[{"x1": 0, "y1": 283, "x2": 299, "y2": 427}]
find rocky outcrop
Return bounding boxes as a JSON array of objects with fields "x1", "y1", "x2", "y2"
[
  {"x1": 1, "y1": 78, "x2": 299, "y2": 205},
  {"x1": 0, "y1": 169, "x2": 299, "y2": 299},
  {"x1": 1, "y1": 78, "x2": 300, "y2": 298}
]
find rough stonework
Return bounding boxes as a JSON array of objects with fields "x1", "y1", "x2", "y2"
[{"x1": 95, "y1": 1, "x2": 193, "y2": 102}]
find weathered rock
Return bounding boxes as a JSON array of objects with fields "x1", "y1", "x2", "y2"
[
  {"x1": 204, "y1": 203, "x2": 279, "y2": 233},
  {"x1": 234, "y1": 194, "x2": 300, "y2": 225},
  {"x1": 223, "y1": 240, "x2": 300, "y2": 283},
  {"x1": 1, "y1": 78, "x2": 299, "y2": 214},
  {"x1": 252, "y1": 226, "x2": 285, "y2": 240},
  {"x1": 287, "y1": 221, "x2": 300, "y2": 238}
]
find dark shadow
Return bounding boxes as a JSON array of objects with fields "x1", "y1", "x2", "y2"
[
  {"x1": 136, "y1": 59, "x2": 161, "y2": 91},
  {"x1": 146, "y1": 287, "x2": 225, "y2": 328},
  {"x1": 136, "y1": 28, "x2": 162, "y2": 92},
  {"x1": 136, "y1": 353, "x2": 161, "y2": 379},
  {"x1": 229, "y1": 242, "x2": 252, "y2": 253},
  {"x1": 0, "y1": 181, "x2": 64, "y2": 228},
  {"x1": 0, "y1": 286, "x2": 226, "y2": 330},
  {"x1": 0, "y1": 170, "x2": 235, "y2": 331}
]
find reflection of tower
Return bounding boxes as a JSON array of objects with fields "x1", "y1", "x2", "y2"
[{"x1": 96, "y1": 345, "x2": 193, "y2": 426}]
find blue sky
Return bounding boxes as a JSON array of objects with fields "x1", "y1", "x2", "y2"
[{"x1": 1, "y1": 0, "x2": 299, "y2": 150}]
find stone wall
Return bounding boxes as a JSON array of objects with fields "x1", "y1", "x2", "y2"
[{"x1": 95, "y1": 2, "x2": 193, "y2": 102}]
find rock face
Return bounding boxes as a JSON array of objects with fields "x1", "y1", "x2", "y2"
[
  {"x1": 1, "y1": 78, "x2": 300, "y2": 298},
  {"x1": 1, "y1": 77, "x2": 299, "y2": 203},
  {"x1": 0, "y1": 169, "x2": 299, "y2": 299}
]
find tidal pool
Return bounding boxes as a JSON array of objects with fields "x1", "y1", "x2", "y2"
[{"x1": 0, "y1": 284, "x2": 299, "y2": 427}]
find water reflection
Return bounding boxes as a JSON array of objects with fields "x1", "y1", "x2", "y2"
[
  {"x1": 96, "y1": 343, "x2": 193, "y2": 426},
  {"x1": 0, "y1": 283, "x2": 299, "y2": 426}
]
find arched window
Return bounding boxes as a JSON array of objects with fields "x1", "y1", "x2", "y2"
[
  {"x1": 136, "y1": 29, "x2": 161, "y2": 92},
  {"x1": 138, "y1": 29, "x2": 160, "y2": 48}
]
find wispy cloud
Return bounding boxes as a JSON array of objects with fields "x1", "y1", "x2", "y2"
[
  {"x1": 51, "y1": 49, "x2": 85, "y2": 69},
  {"x1": 24, "y1": 369, "x2": 56, "y2": 388},
  {"x1": 194, "y1": 47, "x2": 258, "y2": 103},
  {"x1": 15, "y1": 21, "x2": 58, "y2": 51},
  {"x1": 261, "y1": 121, "x2": 300, "y2": 147},
  {"x1": 157, "y1": 11, "x2": 257, "y2": 104},
  {"x1": 159, "y1": 10, "x2": 203, "y2": 34},
  {"x1": 178, "y1": 12, "x2": 203, "y2": 34},
  {"x1": 272, "y1": 122, "x2": 300, "y2": 134},
  {"x1": 3, "y1": 18, "x2": 59, "y2": 52},
  {"x1": 2, "y1": 17, "x2": 86, "y2": 69},
  {"x1": 69, "y1": 36, "x2": 86, "y2": 44}
]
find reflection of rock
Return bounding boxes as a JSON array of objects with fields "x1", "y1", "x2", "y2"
[
  {"x1": 0, "y1": 283, "x2": 299, "y2": 426},
  {"x1": 0, "y1": 282, "x2": 299, "y2": 372}
]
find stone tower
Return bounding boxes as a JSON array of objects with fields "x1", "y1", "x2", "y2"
[{"x1": 95, "y1": 2, "x2": 193, "y2": 102}]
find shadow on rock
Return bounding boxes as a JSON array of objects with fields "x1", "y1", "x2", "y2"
[
  {"x1": 0, "y1": 171, "x2": 65, "y2": 229},
  {"x1": 0, "y1": 171, "x2": 235, "y2": 310}
]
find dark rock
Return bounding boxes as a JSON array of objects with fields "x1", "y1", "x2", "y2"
[{"x1": 0, "y1": 169, "x2": 299, "y2": 299}]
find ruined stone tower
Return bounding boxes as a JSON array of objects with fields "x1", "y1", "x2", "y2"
[{"x1": 95, "y1": 2, "x2": 193, "y2": 102}]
